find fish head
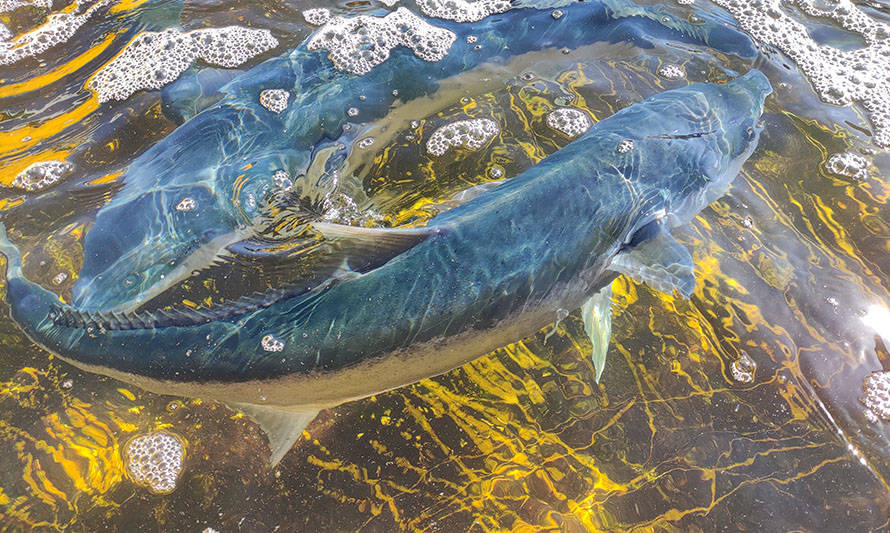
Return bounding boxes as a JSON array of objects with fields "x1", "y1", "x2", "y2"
[{"x1": 614, "y1": 70, "x2": 771, "y2": 231}]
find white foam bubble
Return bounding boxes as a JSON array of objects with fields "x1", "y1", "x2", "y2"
[
  {"x1": 89, "y1": 26, "x2": 278, "y2": 103},
  {"x1": 124, "y1": 431, "x2": 184, "y2": 494},
  {"x1": 730, "y1": 352, "x2": 756, "y2": 383},
  {"x1": 259, "y1": 88, "x2": 290, "y2": 113},
  {"x1": 0, "y1": 0, "x2": 110, "y2": 66},
  {"x1": 0, "y1": 0, "x2": 49, "y2": 13},
  {"x1": 379, "y1": 0, "x2": 400, "y2": 6},
  {"x1": 862, "y1": 371, "x2": 890, "y2": 422},
  {"x1": 11, "y1": 160, "x2": 72, "y2": 191},
  {"x1": 262, "y1": 334, "x2": 285, "y2": 352},
  {"x1": 307, "y1": 7, "x2": 456, "y2": 75},
  {"x1": 427, "y1": 118, "x2": 499, "y2": 156},
  {"x1": 273, "y1": 169, "x2": 292, "y2": 189},
  {"x1": 302, "y1": 7, "x2": 331, "y2": 26},
  {"x1": 417, "y1": 0, "x2": 512, "y2": 23},
  {"x1": 546, "y1": 108, "x2": 592, "y2": 138},
  {"x1": 825, "y1": 151, "x2": 869, "y2": 180},
  {"x1": 657, "y1": 63, "x2": 685, "y2": 80},
  {"x1": 357, "y1": 137, "x2": 375, "y2": 148},
  {"x1": 176, "y1": 197, "x2": 196, "y2": 212},
  {"x1": 712, "y1": 0, "x2": 890, "y2": 146},
  {"x1": 616, "y1": 139, "x2": 635, "y2": 153}
]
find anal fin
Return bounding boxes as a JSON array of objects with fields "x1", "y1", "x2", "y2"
[
  {"x1": 581, "y1": 283, "x2": 613, "y2": 383},
  {"x1": 229, "y1": 402, "x2": 320, "y2": 467}
]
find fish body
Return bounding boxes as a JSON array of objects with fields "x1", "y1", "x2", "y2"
[
  {"x1": 69, "y1": 0, "x2": 756, "y2": 311},
  {"x1": 1, "y1": 71, "x2": 771, "y2": 463}
]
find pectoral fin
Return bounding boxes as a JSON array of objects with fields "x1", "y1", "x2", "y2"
[
  {"x1": 581, "y1": 283, "x2": 613, "y2": 383},
  {"x1": 610, "y1": 225, "x2": 696, "y2": 297},
  {"x1": 229, "y1": 402, "x2": 320, "y2": 467}
]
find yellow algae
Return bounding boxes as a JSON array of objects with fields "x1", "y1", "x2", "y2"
[
  {"x1": 0, "y1": 32, "x2": 120, "y2": 99},
  {"x1": 116, "y1": 388, "x2": 136, "y2": 401},
  {"x1": 108, "y1": 0, "x2": 150, "y2": 14},
  {"x1": 86, "y1": 170, "x2": 124, "y2": 186}
]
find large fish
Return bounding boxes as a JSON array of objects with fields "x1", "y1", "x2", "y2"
[
  {"x1": 0, "y1": 71, "x2": 771, "y2": 464},
  {"x1": 66, "y1": 0, "x2": 756, "y2": 312}
]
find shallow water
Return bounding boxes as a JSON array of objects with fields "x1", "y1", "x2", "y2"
[{"x1": 1, "y1": 0, "x2": 890, "y2": 530}]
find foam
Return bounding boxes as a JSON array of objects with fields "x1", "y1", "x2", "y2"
[
  {"x1": 11, "y1": 160, "x2": 72, "y2": 191},
  {"x1": 730, "y1": 352, "x2": 756, "y2": 383},
  {"x1": 307, "y1": 7, "x2": 456, "y2": 75},
  {"x1": 657, "y1": 63, "x2": 685, "y2": 80},
  {"x1": 302, "y1": 8, "x2": 331, "y2": 26},
  {"x1": 259, "y1": 88, "x2": 290, "y2": 113},
  {"x1": 417, "y1": 0, "x2": 512, "y2": 23},
  {"x1": 616, "y1": 139, "x2": 635, "y2": 153},
  {"x1": 124, "y1": 431, "x2": 184, "y2": 494},
  {"x1": 0, "y1": 0, "x2": 50, "y2": 13},
  {"x1": 89, "y1": 26, "x2": 278, "y2": 103},
  {"x1": 262, "y1": 334, "x2": 285, "y2": 352},
  {"x1": 357, "y1": 137, "x2": 375, "y2": 149},
  {"x1": 0, "y1": 0, "x2": 110, "y2": 66},
  {"x1": 546, "y1": 108, "x2": 592, "y2": 138},
  {"x1": 861, "y1": 371, "x2": 890, "y2": 422},
  {"x1": 176, "y1": 197, "x2": 196, "y2": 212},
  {"x1": 272, "y1": 169, "x2": 292, "y2": 189},
  {"x1": 825, "y1": 151, "x2": 869, "y2": 180},
  {"x1": 712, "y1": 0, "x2": 890, "y2": 146},
  {"x1": 427, "y1": 118, "x2": 499, "y2": 156}
]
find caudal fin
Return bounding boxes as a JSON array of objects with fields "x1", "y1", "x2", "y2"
[{"x1": 0, "y1": 223, "x2": 24, "y2": 280}]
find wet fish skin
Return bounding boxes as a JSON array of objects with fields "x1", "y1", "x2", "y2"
[
  {"x1": 0, "y1": 72, "x2": 771, "y2": 408},
  {"x1": 69, "y1": 0, "x2": 757, "y2": 311}
]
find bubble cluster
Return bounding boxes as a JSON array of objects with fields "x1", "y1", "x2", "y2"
[
  {"x1": 417, "y1": 0, "x2": 512, "y2": 23},
  {"x1": 307, "y1": 8, "x2": 455, "y2": 76},
  {"x1": 861, "y1": 371, "x2": 890, "y2": 422},
  {"x1": 426, "y1": 118, "x2": 499, "y2": 156},
  {"x1": 825, "y1": 151, "x2": 869, "y2": 180},
  {"x1": 0, "y1": 0, "x2": 110, "y2": 65},
  {"x1": 124, "y1": 431, "x2": 184, "y2": 494},
  {"x1": 0, "y1": 0, "x2": 50, "y2": 13},
  {"x1": 262, "y1": 334, "x2": 285, "y2": 352},
  {"x1": 273, "y1": 169, "x2": 292, "y2": 189},
  {"x1": 730, "y1": 352, "x2": 756, "y2": 383},
  {"x1": 711, "y1": 0, "x2": 890, "y2": 146},
  {"x1": 657, "y1": 63, "x2": 685, "y2": 80},
  {"x1": 176, "y1": 197, "x2": 196, "y2": 212},
  {"x1": 88, "y1": 26, "x2": 278, "y2": 103},
  {"x1": 52, "y1": 272, "x2": 68, "y2": 285},
  {"x1": 616, "y1": 139, "x2": 635, "y2": 153},
  {"x1": 302, "y1": 7, "x2": 331, "y2": 26},
  {"x1": 357, "y1": 137, "x2": 375, "y2": 148},
  {"x1": 546, "y1": 108, "x2": 592, "y2": 138},
  {"x1": 259, "y1": 88, "x2": 290, "y2": 113},
  {"x1": 11, "y1": 161, "x2": 72, "y2": 192}
]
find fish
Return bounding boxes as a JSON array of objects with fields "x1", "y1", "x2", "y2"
[
  {"x1": 66, "y1": 0, "x2": 757, "y2": 312},
  {"x1": 0, "y1": 71, "x2": 772, "y2": 465}
]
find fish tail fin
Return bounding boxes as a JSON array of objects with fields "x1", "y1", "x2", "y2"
[
  {"x1": 0, "y1": 222, "x2": 68, "y2": 335},
  {"x1": 0, "y1": 222, "x2": 24, "y2": 280}
]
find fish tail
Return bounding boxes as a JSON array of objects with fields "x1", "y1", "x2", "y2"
[{"x1": 0, "y1": 222, "x2": 24, "y2": 280}]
